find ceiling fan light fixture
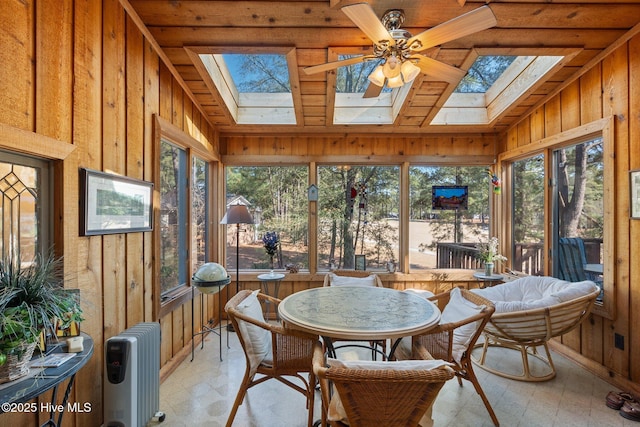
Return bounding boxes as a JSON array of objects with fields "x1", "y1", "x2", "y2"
[
  {"x1": 400, "y1": 61, "x2": 420, "y2": 83},
  {"x1": 368, "y1": 65, "x2": 386, "y2": 86}
]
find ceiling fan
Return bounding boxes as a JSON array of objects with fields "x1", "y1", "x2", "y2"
[{"x1": 303, "y1": 3, "x2": 497, "y2": 98}]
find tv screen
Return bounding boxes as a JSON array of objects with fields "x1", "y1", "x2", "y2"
[{"x1": 431, "y1": 185, "x2": 468, "y2": 210}]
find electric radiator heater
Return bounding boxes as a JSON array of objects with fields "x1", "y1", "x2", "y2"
[{"x1": 104, "y1": 322, "x2": 165, "y2": 427}]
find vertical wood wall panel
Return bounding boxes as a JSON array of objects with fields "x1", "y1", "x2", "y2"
[
  {"x1": 602, "y1": 44, "x2": 630, "y2": 376},
  {"x1": 125, "y1": 14, "x2": 146, "y2": 328},
  {"x1": 629, "y1": 35, "x2": 640, "y2": 383},
  {"x1": 0, "y1": 0, "x2": 34, "y2": 130},
  {"x1": 143, "y1": 39, "x2": 160, "y2": 323},
  {"x1": 102, "y1": 0, "x2": 127, "y2": 343},
  {"x1": 35, "y1": 0, "x2": 73, "y2": 141},
  {"x1": 73, "y1": 0, "x2": 104, "y2": 425}
]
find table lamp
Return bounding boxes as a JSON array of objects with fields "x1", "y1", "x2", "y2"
[{"x1": 220, "y1": 203, "x2": 254, "y2": 331}]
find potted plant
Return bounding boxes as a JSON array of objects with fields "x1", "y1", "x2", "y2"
[
  {"x1": 0, "y1": 252, "x2": 82, "y2": 383},
  {"x1": 475, "y1": 237, "x2": 507, "y2": 276}
]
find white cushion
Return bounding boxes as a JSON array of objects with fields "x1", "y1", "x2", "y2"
[
  {"x1": 235, "y1": 290, "x2": 272, "y2": 368},
  {"x1": 472, "y1": 276, "x2": 598, "y2": 313},
  {"x1": 328, "y1": 273, "x2": 376, "y2": 287},
  {"x1": 326, "y1": 358, "x2": 451, "y2": 426},
  {"x1": 440, "y1": 287, "x2": 485, "y2": 362}
]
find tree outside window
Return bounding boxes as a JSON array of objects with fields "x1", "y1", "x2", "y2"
[
  {"x1": 225, "y1": 166, "x2": 308, "y2": 270},
  {"x1": 317, "y1": 165, "x2": 399, "y2": 270}
]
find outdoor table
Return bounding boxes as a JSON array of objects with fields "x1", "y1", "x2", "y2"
[{"x1": 257, "y1": 272, "x2": 285, "y2": 321}]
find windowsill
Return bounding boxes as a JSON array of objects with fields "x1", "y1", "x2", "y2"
[{"x1": 159, "y1": 285, "x2": 192, "y2": 318}]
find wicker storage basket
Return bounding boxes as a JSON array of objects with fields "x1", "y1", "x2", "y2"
[{"x1": 0, "y1": 341, "x2": 37, "y2": 384}]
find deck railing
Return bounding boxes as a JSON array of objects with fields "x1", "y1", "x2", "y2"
[{"x1": 436, "y1": 239, "x2": 602, "y2": 277}]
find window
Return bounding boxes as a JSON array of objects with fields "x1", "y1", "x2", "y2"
[
  {"x1": 552, "y1": 139, "x2": 604, "y2": 297},
  {"x1": 154, "y1": 116, "x2": 216, "y2": 316},
  {"x1": 512, "y1": 154, "x2": 545, "y2": 275},
  {"x1": 191, "y1": 156, "x2": 209, "y2": 274},
  {"x1": 0, "y1": 151, "x2": 51, "y2": 263},
  {"x1": 409, "y1": 166, "x2": 490, "y2": 270},
  {"x1": 317, "y1": 165, "x2": 399, "y2": 270},
  {"x1": 225, "y1": 166, "x2": 309, "y2": 270},
  {"x1": 159, "y1": 140, "x2": 188, "y2": 295}
]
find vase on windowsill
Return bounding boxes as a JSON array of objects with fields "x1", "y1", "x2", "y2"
[
  {"x1": 484, "y1": 262, "x2": 495, "y2": 277},
  {"x1": 269, "y1": 256, "x2": 275, "y2": 276}
]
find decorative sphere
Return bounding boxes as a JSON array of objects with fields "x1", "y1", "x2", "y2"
[{"x1": 192, "y1": 262, "x2": 229, "y2": 294}]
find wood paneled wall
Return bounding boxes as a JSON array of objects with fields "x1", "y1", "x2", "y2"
[
  {"x1": 0, "y1": 1, "x2": 217, "y2": 425},
  {"x1": 499, "y1": 34, "x2": 640, "y2": 390}
]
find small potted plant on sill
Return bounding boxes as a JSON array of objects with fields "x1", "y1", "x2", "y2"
[
  {"x1": 0, "y1": 252, "x2": 83, "y2": 383},
  {"x1": 475, "y1": 237, "x2": 507, "y2": 277}
]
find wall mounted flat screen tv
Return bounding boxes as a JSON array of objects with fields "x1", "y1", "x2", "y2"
[{"x1": 431, "y1": 185, "x2": 468, "y2": 210}]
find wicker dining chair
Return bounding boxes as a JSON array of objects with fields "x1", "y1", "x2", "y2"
[
  {"x1": 322, "y1": 270, "x2": 386, "y2": 359},
  {"x1": 225, "y1": 290, "x2": 320, "y2": 427},
  {"x1": 312, "y1": 343, "x2": 455, "y2": 427},
  {"x1": 397, "y1": 288, "x2": 499, "y2": 426}
]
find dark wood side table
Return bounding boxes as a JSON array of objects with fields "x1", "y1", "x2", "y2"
[{"x1": 0, "y1": 333, "x2": 94, "y2": 427}]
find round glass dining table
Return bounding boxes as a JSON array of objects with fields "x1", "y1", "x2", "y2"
[{"x1": 278, "y1": 286, "x2": 440, "y2": 357}]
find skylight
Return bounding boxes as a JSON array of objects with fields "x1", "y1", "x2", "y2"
[
  {"x1": 333, "y1": 53, "x2": 410, "y2": 125},
  {"x1": 431, "y1": 50, "x2": 579, "y2": 126},
  {"x1": 197, "y1": 51, "x2": 297, "y2": 125},
  {"x1": 455, "y1": 56, "x2": 517, "y2": 93}
]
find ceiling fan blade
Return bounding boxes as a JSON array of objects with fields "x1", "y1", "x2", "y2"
[
  {"x1": 303, "y1": 55, "x2": 374, "y2": 75},
  {"x1": 363, "y1": 82, "x2": 384, "y2": 98},
  {"x1": 413, "y1": 56, "x2": 466, "y2": 84},
  {"x1": 342, "y1": 3, "x2": 394, "y2": 47},
  {"x1": 407, "y1": 6, "x2": 497, "y2": 52}
]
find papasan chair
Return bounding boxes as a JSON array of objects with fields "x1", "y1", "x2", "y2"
[{"x1": 471, "y1": 276, "x2": 600, "y2": 381}]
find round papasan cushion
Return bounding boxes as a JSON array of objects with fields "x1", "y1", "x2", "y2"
[{"x1": 472, "y1": 276, "x2": 599, "y2": 313}]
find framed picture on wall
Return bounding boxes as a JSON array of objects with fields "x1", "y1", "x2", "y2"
[
  {"x1": 355, "y1": 255, "x2": 366, "y2": 271},
  {"x1": 631, "y1": 169, "x2": 640, "y2": 219},
  {"x1": 80, "y1": 168, "x2": 154, "y2": 235}
]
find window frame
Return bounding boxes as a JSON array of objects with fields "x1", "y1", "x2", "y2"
[
  {"x1": 153, "y1": 115, "x2": 219, "y2": 318},
  {"x1": 0, "y1": 124, "x2": 75, "y2": 263}
]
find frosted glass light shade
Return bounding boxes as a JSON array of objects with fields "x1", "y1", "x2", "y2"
[
  {"x1": 368, "y1": 65, "x2": 386, "y2": 86},
  {"x1": 401, "y1": 61, "x2": 420, "y2": 82},
  {"x1": 386, "y1": 75, "x2": 404, "y2": 88}
]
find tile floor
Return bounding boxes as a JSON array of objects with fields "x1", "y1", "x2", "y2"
[{"x1": 155, "y1": 324, "x2": 636, "y2": 427}]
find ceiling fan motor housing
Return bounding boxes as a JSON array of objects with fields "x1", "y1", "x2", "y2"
[{"x1": 375, "y1": 10, "x2": 415, "y2": 61}]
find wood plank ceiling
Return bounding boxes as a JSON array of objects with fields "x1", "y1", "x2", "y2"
[{"x1": 127, "y1": 0, "x2": 640, "y2": 135}]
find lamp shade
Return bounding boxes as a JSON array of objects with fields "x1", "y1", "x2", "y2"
[{"x1": 220, "y1": 203, "x2": 254, "y2": 225}]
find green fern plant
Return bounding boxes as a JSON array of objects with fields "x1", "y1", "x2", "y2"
[{"x1": 0, "y1": 253, "x2": 80, "y2": 358}]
